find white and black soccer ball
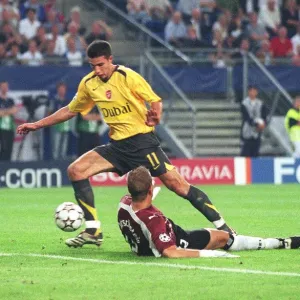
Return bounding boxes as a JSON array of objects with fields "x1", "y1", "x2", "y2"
[{"x1": 55, "y1": 202, "x2": 84, "y2": 232}]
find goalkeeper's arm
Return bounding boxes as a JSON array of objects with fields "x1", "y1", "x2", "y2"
[{"x1": 162, "y1": 246, "x2": 237, "y2": 258}]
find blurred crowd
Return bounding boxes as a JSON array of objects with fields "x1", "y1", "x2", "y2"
[
  {"x1": 0, "y1": 79, "x2": 103, "y2": 161},
  {"x1": 2, "y1": 0, "x2": 300, "y2": 67},
  {"x1": 123, "y1": 0, "x2": 300, "y2": 66},
  {"x1": 0, "y1": 0, "x2": 112, "y2": 66}
]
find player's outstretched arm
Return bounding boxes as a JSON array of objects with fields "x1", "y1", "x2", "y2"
[
  {"x1": 162, "y1": 245, "x2": 238, "y2": 258},
  {"x1": 17, "y1": 106, "x2": 77, "y2": 135}
]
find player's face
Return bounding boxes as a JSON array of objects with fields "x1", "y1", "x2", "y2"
[
  {"x1": 294, "y1": 98, "x2": 300, "y2": 109},
  {"x1": 248, "y1": 88, "x2": 258, "y2": 99},
  {"x1": 0, "y1": 82, "x2": 8, "y2": 94},
  {"x1": 57, "y1": 85, "x2": 66, "y2": 97},
  {"x1": 89, "y1": 56, "x2": 113, "y2": 81}
]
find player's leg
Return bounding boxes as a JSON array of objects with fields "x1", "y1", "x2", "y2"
[
  {"x1": 178, "y1": 228, "x2": 300, "y2": 251},
  {"x1": 240, "y1": 139, "x2": 250, "y2": 157},
  {"x1": 0, "y1": 130, "x2": 14, "y2": 160},
  {"x1": 67, "y1": 150, "x2": 115, "y2": 245},
  {"x1": 252, "y1": 138, "x2": 261, "y2": 157},
  {"x1": 61, "y1": 132, "x2": 69, "y2": 159},
  {"x1": 114, "y1": 132, "x2": 232, "y2": 232},
  {"x1": 51, "y1": 130, "x2": 60, "y2": 160},
  {"x1": 224, "y1": 233, "x2": 300, "y2": 251},
  {"x1": 158, "y1": 168, "x2": 234, "y2": 234},
  {"x1": 6, "y1": 130, "x2": 14, "y2": 160},
  {"x1": 173, "y1": 224, "x2": 228, "y2": 250},
  {"x1": 186, "y1": 229, "x2": 283, "y2": 251}
]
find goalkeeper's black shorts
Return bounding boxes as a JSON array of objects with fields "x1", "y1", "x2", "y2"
[{"x1": 170, "y1": 219, "x2": 211, "y2": 250}]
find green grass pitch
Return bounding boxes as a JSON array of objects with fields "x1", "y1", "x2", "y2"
[{"x1": 1, "y1": 184, "x2": 300, "y2": 300}]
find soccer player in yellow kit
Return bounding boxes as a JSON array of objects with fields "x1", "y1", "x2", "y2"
[{"x1": 17, "y1": 40, "x2": 234, "y2": 247}]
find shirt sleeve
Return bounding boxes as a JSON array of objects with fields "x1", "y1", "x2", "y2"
[
  {"x1": 126, "y1": 69, "x2": 161, "y2": 103},
  {"x1": 19, "y1": 20, "x2": 26, "y2": 36},
  {"x1": 68, "y1": 78, "x2": 95, "y2": 115},
  {"x1": 146, "y1": 217, "x2": 176, "y2": 254}
]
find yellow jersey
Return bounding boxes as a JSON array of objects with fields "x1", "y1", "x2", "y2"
[
  {"x1": 285, "y1": 108, "x2": 300, "y2": 142},
  {"x1": 68, "y1": 65, "x2": 161, "y2": 140}
]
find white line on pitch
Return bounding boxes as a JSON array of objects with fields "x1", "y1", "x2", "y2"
[{"x1": 1, "y1": 252, "x2": 299, "y2": 277}]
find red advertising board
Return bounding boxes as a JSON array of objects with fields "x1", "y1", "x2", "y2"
[{"x1": 90, "y1": 158, "x2": 235, "y2": 186}]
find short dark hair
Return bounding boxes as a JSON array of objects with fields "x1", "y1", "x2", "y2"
[
  {"x1": 10, "y1": 42, "x2": 19, "y2": 48},
  {"x1": 294, "y1": 95, "x2": 300, "y2": 102},
  {"x1": 248, "y1": 85, "x2": 258, "y2": 90},
  {"x1": 87, "y1": 40, "x2": 112, "y2": 59},
  {"x1": 56, "y1": 81, "x2": 66, "y2": 89},
  {"x1": 27, "y1": 8, "x2": 36, "y2": 14},
  {"x1": 127, "y1": 166, "x2": 152, "y2": 202}
]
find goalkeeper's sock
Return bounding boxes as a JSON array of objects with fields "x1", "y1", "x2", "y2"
[
  {"x1": 226, "y1": 235, "x2": 281, "y2": 251},
  {"x1": 71, "y1": 179, "x2": 101, "y2": 236},
  {"x1": 277, "y1": 236, "x2": 300, "y2": 249},
  {"x1": 185, "y1": 185, "x2": 229, "y2": 230}
]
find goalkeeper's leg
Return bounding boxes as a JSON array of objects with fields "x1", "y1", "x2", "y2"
[
  {"x1": 225, "y1": 234, "x2": 300, "y2": 251},
  {"x1": 204, "y1": 230, "x2": 300, "y2": 251}
]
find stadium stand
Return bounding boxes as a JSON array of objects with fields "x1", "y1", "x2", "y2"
[{"x1": 1, "y1": 0, "x2": 299, "y2": 158}]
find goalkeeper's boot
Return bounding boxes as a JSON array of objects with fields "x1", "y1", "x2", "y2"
[
  {"x1": 278, "y1": 236, "x2": 300, "y2": 249},
  {"x1": 65, "y1": 231, "x2": 103, "y2": 248}
]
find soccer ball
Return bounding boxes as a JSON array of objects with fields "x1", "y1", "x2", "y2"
[{"x1": 55, "y1": 202, "x2": 84, "y2": 232}]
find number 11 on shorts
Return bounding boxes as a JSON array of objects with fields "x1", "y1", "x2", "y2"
[{"x1": 146, "y1": 152, "x2": 160, "y2": 170}]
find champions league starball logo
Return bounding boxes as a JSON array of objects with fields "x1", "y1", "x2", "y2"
[{"x1": 159, "y1": 233, "x2": 171, "y2": 243}]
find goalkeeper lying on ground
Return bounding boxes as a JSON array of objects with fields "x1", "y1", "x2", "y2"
[{"x1": 118, "y1": 166, "x2": 300, "y2": 258}]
